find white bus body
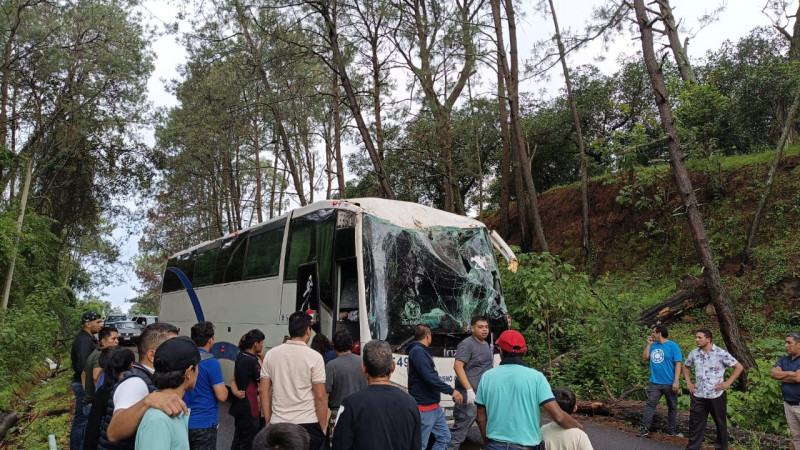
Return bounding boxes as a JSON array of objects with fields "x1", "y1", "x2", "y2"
[{"x1": 159, "y1": 198, "x2": 512, "y2": 407}]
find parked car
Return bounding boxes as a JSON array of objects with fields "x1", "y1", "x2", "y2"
[
  {"x1": 105, "y1": 314, "x2": 128, "y2": 327},
  {"x1": 116, "y1": 321, "x2": 143, "y2": 346},
  {"x1": 131, "y1": 315, "x2": 158, "y2": 327}
]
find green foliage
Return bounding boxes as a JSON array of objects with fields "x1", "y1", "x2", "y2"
[
  {"x1": 728, "y1": 354, "x2": 788, "y2": 435},
  {"x1": 500, "y1": 252, "x2": 593, "y2": 363},
  {"x1": 0, "y1": 286, "x2": 78, "y2": 393}
]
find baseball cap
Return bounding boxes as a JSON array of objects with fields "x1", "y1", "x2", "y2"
[
  {"x1": 82, "y1": 311, "x2": 101, "y2": 323},
  {"x1": 154, "y1": 336, "x2": 200, "y2": 372},
  {"x1": 495, "y1": 330, "x2": 527, "y2": 354}
]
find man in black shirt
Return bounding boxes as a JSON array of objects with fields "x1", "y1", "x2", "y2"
[
  {"x1": 70, "y1": 310, "x2": 103, "y2": 450},
  {"x1": 332, "y1": 339, "x2": 421, "y2": 450}
]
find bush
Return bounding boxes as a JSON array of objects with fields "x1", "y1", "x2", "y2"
[{"x1": 0, "y1": 286, "x2": 79, "y2": 407}]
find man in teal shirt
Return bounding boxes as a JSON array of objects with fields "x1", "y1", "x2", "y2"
[
  {"x1": 135, "y1": 336, "x2": 200, "y2": 450},
  {"x1": 475, "y1": 330, "x2": 582, "y2": 449}
]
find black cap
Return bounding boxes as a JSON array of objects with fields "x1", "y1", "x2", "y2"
[
  {"x1": 82, "y1": 311, "x2": 101, "y2": 323},
  {"x1": 154, "y1": 336, "x2": 200, "y2": 372}
]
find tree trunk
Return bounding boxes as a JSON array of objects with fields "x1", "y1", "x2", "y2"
[
  {"x1": 491, "y1": 0, "x2": 549, "y2": 252},
  {"x1": 315, "y1": 0, "x2": 395, "y2": 200},
  {"x1": 497, "y1": 61, "x2": 511, "y2": 240},
  {"x1": 633, "y1": 0, "x2": 756, "y2": 374},
  {"x1": 269, "y1": 145, "x2": 279, "y2": 219},
  {"x1": 638, "y1": 275, "x2": 710, "y2": 326},
  {"x1": 658, "y1": 0, "x2": 697, "y2": 84},
  {"x1": 232, "y1": 1, "x2": 307, "y2": 206},
  {"x1": 253, "y1": 87, "x2": 263, "y2": 223},
  {"x1": 333, "y1": 70, "x2": 345, "y2": 199},
  {"x1": 1, "y1": 158, "x2": 32, "y2": 310},
  {"x1": 744, "y1": 86, "x2": 800, "y2": 260},
  {"x1": 745, "y1": 4, "x2": 800, "y2": 260},
  {"x1": 0, "y1": 2, "x2": 25, "y2": 148},
  {"x1": 547, "y1": 0, "x2": 590, "y2": 262}
]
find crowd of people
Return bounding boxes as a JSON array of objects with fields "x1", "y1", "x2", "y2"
[{"x1": 67, "y1": 310, "x2": 800, "y2": 450}]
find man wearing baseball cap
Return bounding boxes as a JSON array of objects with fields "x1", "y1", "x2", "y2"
[
  {"x1": 70, "y1": 311, "x2": 103, "y2": 450},
  {"x1": 475, "y1": 330, "x2": 583, "y2": 450},
  {"x1": 135, "y1": 336, "x2": 201, "y2": 450}
]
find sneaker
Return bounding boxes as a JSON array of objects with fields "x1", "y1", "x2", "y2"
[
  {"x1": 667, "y1": 432, "x2": 685, "y2": 438},
  {"x1": 636, "y1": 430, "x2": 649, "y2": 437}
]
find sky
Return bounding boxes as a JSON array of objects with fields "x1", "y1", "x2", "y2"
[{"x1": 102, "y1": 0, "x2": 779, "y2": 312}]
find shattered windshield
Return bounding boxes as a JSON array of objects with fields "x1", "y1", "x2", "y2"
[{"x1": 362, "y1": 215, "x2": 506, "y2": 345}]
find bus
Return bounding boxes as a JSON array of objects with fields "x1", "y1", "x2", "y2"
[{"x1": 159, "y1": 198, "x2": 516, "y2": 409}]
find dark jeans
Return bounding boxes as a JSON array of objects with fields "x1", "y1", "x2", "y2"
[
  {"x1": 231, "y1": 416, "x2": 260, "y2": 450},
  {"x1": 70, "y1": 381, "x2": 87, "y2": 450},
  {"x1": 189, "y1": 425, "x2": 219, "y2": 450},
  {"x1": 641, "y1": 382, "x2": 678, "y2": 434},
  {"x1": 299, "y1": 422, "x2": 327, "y2": 450},
  {"x1": 686, "y1": 392, "x2": 728, "y2": 450}
]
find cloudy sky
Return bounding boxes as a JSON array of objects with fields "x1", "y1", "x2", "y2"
[{"x1": 103, "y1": 0, "x2": 780, "y2": 312}]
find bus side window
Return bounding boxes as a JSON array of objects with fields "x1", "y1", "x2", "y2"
[
  {"x1": 284, "y1": 210, "x2": 335, "y2": 309},
  {"x1": 224, "y1": 232, "x2": 249, "y2": 283},
  {"x1": 193, "y1": 247, "x2": 219, "y2": 287},
  {"x1": 163, "y1": 251, "x2": 195, "y2": 292},
  {"x1": 244, "y1": 227, "x2": 284, "y2": 278}
]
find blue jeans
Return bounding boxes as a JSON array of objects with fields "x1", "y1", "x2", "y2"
[
  {"x1": 70, "y1": 381, "x2": 88, "y2": 450},
  {"x1": 641, "y1": 382, "x2": 678, "y2": 434},
  {"x1": 420, "y1": 406, "x2": 450, "y2": 450}
]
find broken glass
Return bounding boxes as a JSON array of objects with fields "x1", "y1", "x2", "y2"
[{"x1": 362, "y1": 215, "x2": 507, "y2": 345}]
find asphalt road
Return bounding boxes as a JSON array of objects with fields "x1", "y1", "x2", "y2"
[{"x1": 215, "y1": 401, "x2": 683, "y2": 450}]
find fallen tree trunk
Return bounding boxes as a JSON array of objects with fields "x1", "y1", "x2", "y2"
[
  {"x1": 576, "y1": 399, "x2": 789, "y2": 449},
  {"x1": 0, "y1": 410, "x2": 19, "y2": 440},
  {"x1": 638, "y1": 275, "x2": 710, "y2": 326}
]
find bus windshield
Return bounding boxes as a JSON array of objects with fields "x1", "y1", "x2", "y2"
[{"x1": 362, "y1": 215, "x2": 506, "y2": 345}]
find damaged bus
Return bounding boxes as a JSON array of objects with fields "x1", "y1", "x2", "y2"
[{"x1": 159, "y1": 198, "x2": 516, "y2": 407}]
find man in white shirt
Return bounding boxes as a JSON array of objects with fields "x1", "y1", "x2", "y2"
[{"x1": 260, "y1": 312, "x2": 328, "y2": 450}]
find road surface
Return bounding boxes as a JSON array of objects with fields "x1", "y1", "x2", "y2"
[{"x1": 215, "y1": 400, "x2": 683, "y2": 449}]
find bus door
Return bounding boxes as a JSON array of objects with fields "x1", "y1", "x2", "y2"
[
  {"x1": 281, "y1": 209, "x2": 336, "y2": 338},
  {"x1": 333, "y1": 211, "x2": 359, "y2": 344}
]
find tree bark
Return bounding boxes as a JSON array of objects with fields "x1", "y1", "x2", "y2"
[
  {"x1": 638, "y1": 275, "x2": 709, "y2": 326},
  {"x1": 232, "y1": 1, "x2": 307, "y2": 206},
  {"x1": 658, "y1": 0, "x2": 697, "y2": 84},
  {"x1": 547, "y1": 0, "x2": 590, "y2": 262},
  {"x1": 744, "y1": 86, "x2": 800, "y2": 259},
  {"x1": 253, "y1": 86, "x2": 263, "y2": 223},
  {"x1": 491, "y1": 0, "x2": 549, "y2": 252},
  {"x1": 314, "y1": 0, "x2": 395, "y2": 200},
  {"x1": 1, "y1": 158, "x2": 32, "y2": 310},
  {"x1": 497, "y1": 60, "x2": 511, "y2": 240},
  {"x1": 633, "y1": 0, "x2": 756, "y2": 373}
]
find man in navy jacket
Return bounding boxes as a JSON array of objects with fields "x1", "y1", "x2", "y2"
[{"x1": 406, "y1": 324, "x2": 463, "y2": 450}]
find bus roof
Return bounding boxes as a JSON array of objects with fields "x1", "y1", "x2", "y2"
[{"x1": 169, "y1": 198, "x2": 486, "y2": 258}]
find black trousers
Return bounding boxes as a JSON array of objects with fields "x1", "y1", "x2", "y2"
[
  {"x1": 686, "y1": 392, "x2": 728, "y2": 450},
  {"x1": 189, "y1": 426, "x2": 218, "y2": 450},
  {"x1": 299, "y1": 422, "x2": 327, "y2": 450},
  {"x1": 231, "y1": 416, "x2": 260, "y2": 450}
]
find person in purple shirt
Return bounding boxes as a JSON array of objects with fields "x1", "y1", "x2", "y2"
[{"x1": 183, "y1": 321, "x2": 228, "y2": 450}]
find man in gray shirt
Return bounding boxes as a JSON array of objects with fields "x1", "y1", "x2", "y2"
[
  {"x1": 326, "y1": 329, "x2": 367, "y2": 413},
  {"x1": 447, "y1": 316, "x2": 494, "y2": 450}
]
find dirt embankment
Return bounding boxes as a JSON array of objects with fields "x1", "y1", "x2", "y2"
[{"x1": 485, "y1": 155, "x2": 800, "y2": 276}]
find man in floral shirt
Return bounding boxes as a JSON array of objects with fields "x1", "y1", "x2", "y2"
[{"x1": 682, "y1": 328, "x2": 743, "y2": 450}]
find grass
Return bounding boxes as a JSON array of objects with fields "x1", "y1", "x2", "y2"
[{"x1": 1, "y1": 368, "x2": 72, "y2": 450}]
